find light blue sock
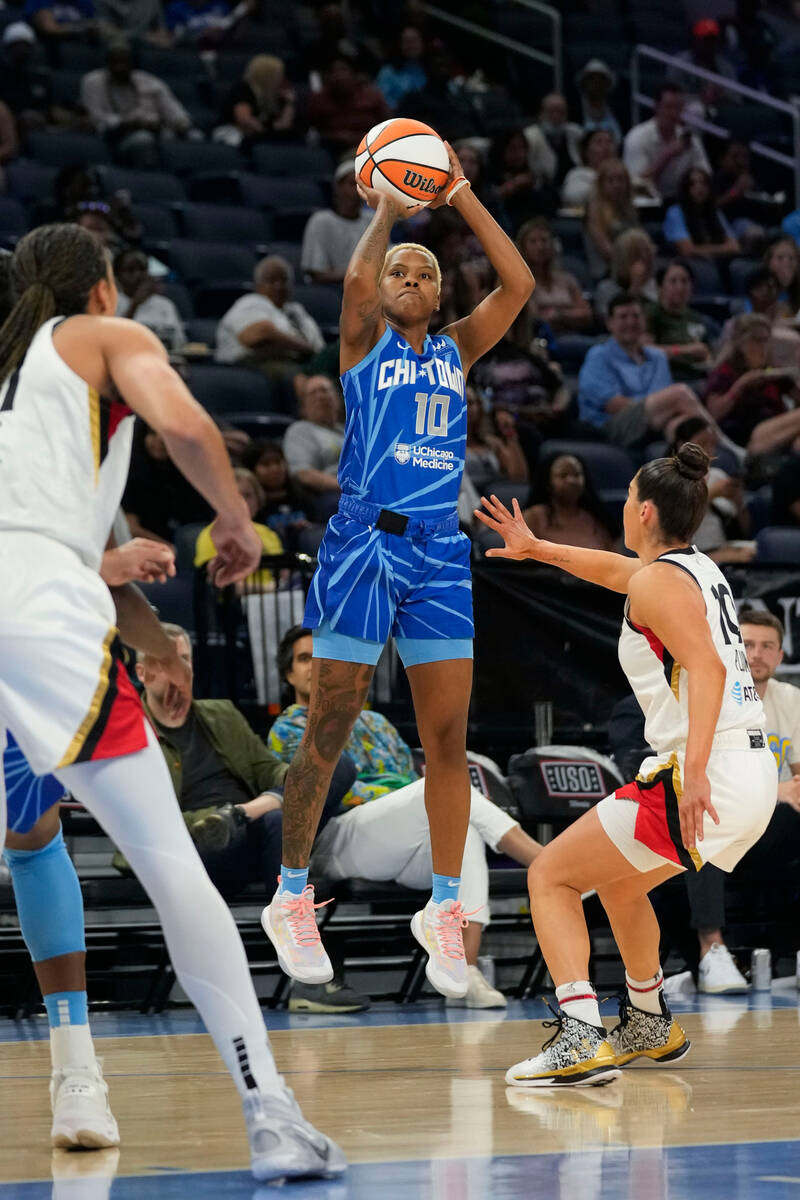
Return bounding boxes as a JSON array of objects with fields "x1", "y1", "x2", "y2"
[
  {"x1": 279, "y1": 864, "x2": 309, "y2": 896},
  {"x1": 44, "y1": 990, "x2": 89, "y2": 1028},
  {"x1": 432, "y1": 872, "x2": 461, "y2": 905}
]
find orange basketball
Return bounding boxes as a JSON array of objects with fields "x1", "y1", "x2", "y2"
[{"x1": 355, "y1": 118, "x2": 450, "y2": 209}]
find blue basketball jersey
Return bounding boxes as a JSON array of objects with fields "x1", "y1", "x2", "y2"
[{"x1": 338, "y1": 327, "x2": 466, "y2": 520}]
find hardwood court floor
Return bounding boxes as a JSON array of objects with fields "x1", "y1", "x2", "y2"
[{"x1": 1, "y1": 996, "x2": 800, "y2": 1198}]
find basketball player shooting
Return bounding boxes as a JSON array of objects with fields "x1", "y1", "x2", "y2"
[
  {"x1": 262, "y1": 140, "x2": 534, "y2": 1001},
  {"x1": 0, "y1": 224, "x2": 344, "y2": 1182}
]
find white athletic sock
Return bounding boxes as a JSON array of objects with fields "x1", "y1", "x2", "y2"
[
  {"x1": 626, "y1": 968, "x2": 664, "y2": 1015},
  {"x1": 555, "y1": 980, "x2": 602, "y2": 1027},
  {"x1": 50, "y1": 1023, "x2": 96, "y2": 1071},
  {"x1": 56, "y1": 725, "x2": 283, "y2": 1101}
]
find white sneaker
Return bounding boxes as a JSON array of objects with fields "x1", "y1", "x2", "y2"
[
  {"x1": 411, "y1": 898, "x2": 469, "y2": 1000},
  {"x1": 447, "y1": 965, "x2": 507, "y2": 1009},
  {"x1": 50, "y1": 1059, "x2": 120, "y2": 1149},
  {"x1": 698, "y1": 943, "x2": 750, "y2": 994},
  {"x1": 261, "y1": 884, "x2": 333, "y2": 984},
  {"x1": 244, "y1": 1087, "x2": 347, "y2": 1183}
]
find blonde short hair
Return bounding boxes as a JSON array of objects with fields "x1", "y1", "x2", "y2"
[{"x1": 381, "y1": 242, "x2": 441, "y2": 294}]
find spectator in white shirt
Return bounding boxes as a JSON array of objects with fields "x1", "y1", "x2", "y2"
[
  {"x1": 300, "y1": 161, "x2": 372, "y2": 284},
  {"x1": 623, "y1": 83, "x2": 710, "y2": 203},
  {"x1": 215, "y1": 255, "x2": 325, "y2": 383},
  {"x1": 80, "y1": 39, "x2": 191, "y2": 167},
  {"x1": 114, "y1": 248, "x2": 185, "y2": 350},
  {"x1": 283, "y1": 374, "x2": 344, "y2": 519}
]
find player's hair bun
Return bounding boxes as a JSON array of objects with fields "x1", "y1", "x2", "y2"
[{"x1": 673, "y1": 441, "x2": 710, "y2": 481}]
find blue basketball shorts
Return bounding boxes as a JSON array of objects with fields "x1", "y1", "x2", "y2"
[
  {"x1": 3, "y1": 731, "x2": 65, "y2": 835},
  {"x1": 303, "y1": 509, "x2": 474, "y2": 665}
]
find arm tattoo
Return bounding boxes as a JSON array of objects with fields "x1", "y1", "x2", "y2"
[
  {"x1": 358, "y1": 208, "x2": 394, "y2": 271},
  {"x1": 281, "y1": 660, "x2": 374, "y2": 866}
]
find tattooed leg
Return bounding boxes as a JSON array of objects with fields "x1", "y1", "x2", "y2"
[{"x1": 281, "y1": 657, "x2": 374, "y2": 867}]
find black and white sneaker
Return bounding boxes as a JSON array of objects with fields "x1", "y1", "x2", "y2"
[
  {"x1": 607, "y1": 993, "x2": 691, "y2": 1067},
  {"x1": 506, "y1": 1005, "x2": 621, "y2": 1088},
  {"x1": 289, "y1": 979, "x2": 370, "y2": 1013}
]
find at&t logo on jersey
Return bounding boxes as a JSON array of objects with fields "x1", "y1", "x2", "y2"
[{"x1": 394, "y1": 442, "x2": 455, "y2": 470}]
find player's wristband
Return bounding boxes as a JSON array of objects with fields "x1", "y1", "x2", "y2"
[{"x1": 445, "y1": 176, "x2": 471, "y2": 206}]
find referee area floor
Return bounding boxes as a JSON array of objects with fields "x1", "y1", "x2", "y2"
[{"x1": 2, "y1": 992, "x2": 800, "y2": 1198}]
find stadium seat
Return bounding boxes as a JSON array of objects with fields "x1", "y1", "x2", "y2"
[
  {"x1": 293, "y1": 283, "x2": 342, "y2": 329},
  {"x1": 221, "y1": 411, "x2": 293, "y2": 441},
  {"x1": 186, "y1": 364, "x2": 276, "y2": 415},
  {"x1": 251, "y1": 143, "x2": 334, "y2": 179},
  {"x1": 551, "y1": 217, "x2": 584, "y2": 254},
  {"x1": 188, "y1": 172, "x2": 244, "y2": 205},
  {"x1": 560, "y1": 254, "x2": 593, "y2": 292},
  {"x1": 186, "y1": 317, "x2": 219, "y2": 347},
  {"x1": 52, "y1": 41, "x2": 106, "y2": 72},
  {"x1": 552, "y1": 334, "x2": 599, "y2": 373},
  {"x1": 48, "y1": 70, "x2": 85, "y2": 107},
  {"x1": 538, "y1": 439, "x2": 635, "y2": 491},
  {"x1": 26, "y1": 131, "x2": 112, "y2": 167},
  {"x1": 193, "y1": 283, "x2": 247, "y2": 319},
  {"x1": 178, "y1": 203, "x2": 270, "y2": 245},
  {"x1": 168, "y1": 239, "x2": 256, "y2": 286},
  {"x1": 99, "y1": 167, "x2": 186, "y2": 205},
  {"x1": 682, "y1": 257, "x2": 722, "y2": 295},
  {"x1": 729, "y1": 257, "x2": 762, "y2": 296},
  {"x1": 137, "y1": 45, "x2": 204, "y2": 80},
  {"x1": 0, "y1": 198, "x2": 29, "y2": 243},
  {"x1": 162, "y1": 281, "x2": 194, "y2": 320},
  {"x1": 7, "y1": 160, "x2": 58, "y2": 203},
  {"x1": 238, "y1": 175, "x2": 324, "y2": 213},
  {"x1": 266, "y1": 241, "x2": 303, "y2": 274},
  {"x1": 135, "y1": 203, "x2": 180, "y2": 244},
  {"x1": 755, "y1": 526, "x2": 800, "y2": 563},
  {"x1": 160, "y1": 140, "x2": 243, "y2": 177}
]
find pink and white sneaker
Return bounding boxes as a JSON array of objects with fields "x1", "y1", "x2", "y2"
[
  {"x1": 411, "y1": 898, "x2": 469, "y2": 1000},
  {"x1": 261, "y1": 883, "x2": 333, "y2": 984}
]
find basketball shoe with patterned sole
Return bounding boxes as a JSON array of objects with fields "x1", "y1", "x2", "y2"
[
  {"x1": 506, "y1": 1010, "x2": 621, "y2": 1088},
  {"x1": 607, "y1": 993, "x2": 691, "y2": 1067}
]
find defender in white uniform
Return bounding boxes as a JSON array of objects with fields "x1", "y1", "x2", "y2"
[
  {"x1": 476, "y1": 443, "x2": 777, "y2": 1088},
  {"x1": 0, "y1": 224, "x2": 345, "y2": 1181}
]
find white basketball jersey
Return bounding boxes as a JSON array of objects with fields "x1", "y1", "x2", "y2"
[
  {"x1": 619, "y1": 547, "x2": 764, "y2": 754},
  {"x1": 0, "y1": 317, "x2": 134, "y2": 571}
]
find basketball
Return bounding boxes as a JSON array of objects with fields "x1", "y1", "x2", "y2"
[{"x1": 355, "y1": 118, "x2": 450, "y2": 209}]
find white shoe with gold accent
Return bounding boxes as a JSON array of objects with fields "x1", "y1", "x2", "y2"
[{"x1": 506, "y1": 1010, "x2": 621, "y2": 1088}]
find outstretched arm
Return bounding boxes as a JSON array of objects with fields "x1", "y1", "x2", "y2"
[
  {"x1": 442, "y1": 147, "x2": 534, "y2": 375},
  {"x1": 475, "y1": 493, "x2": 641, "y2": 593},
  {"x1": 339, "y1": 192, "x2": 403, "y2": 373}
]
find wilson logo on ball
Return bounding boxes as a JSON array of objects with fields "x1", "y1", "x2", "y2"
[{"x1": 355, "y1": 117, "x2": 449, "y2": 210}]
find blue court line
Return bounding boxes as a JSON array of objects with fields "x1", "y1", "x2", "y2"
[
  {"x1": 1, "y1": 992, "x2": 798, "y2": 1042},
  {"x1": 7, "y1": 1141, "x2": 800, "y2": 1199}
]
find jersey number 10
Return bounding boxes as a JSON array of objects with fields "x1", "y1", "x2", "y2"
[
  {"x1": 414, "y1": 392, "x2": 450, "y2": 437},
  {"x1": 710, "y1": 583, "x2": 742, "y2": 646}
]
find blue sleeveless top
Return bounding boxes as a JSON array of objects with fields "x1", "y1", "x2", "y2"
[{"x1": 338, "y1": 326, "x2": 466, "y2": 521}]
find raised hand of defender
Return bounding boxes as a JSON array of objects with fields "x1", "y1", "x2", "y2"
[
  {"x1": 207, "y1": 513, "x2": 262, "y2": 587},
  {"x1": 475, "y1": 494, "x2": 538, "y2": 560}
]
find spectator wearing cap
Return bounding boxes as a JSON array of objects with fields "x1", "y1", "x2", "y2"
[
  {"x1": 623, "y1": 83, "x2": 710, "y2": 203},
  {"x1": 0, "y1": 23, "x2": 50, "y2": 131},
  {"x1": 81, "y1": 38, "x2": 192, "y2": 167},
  {"x1": 216, "y1": 255, "x2": 324, "y2": 383},
  {"x1": 667, "y1": 19, "x2": 740, "y2": 110},
  {"x1": 301, "y1": 161, "x2": 372, "y2": 284},
  {"x1": 576, "y1": 59, "x2": 621, "y2": 144}
]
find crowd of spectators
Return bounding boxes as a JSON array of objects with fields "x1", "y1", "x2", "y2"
[{"x1": 1, "y1": 0, "x2": 799, "y2": 565}]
